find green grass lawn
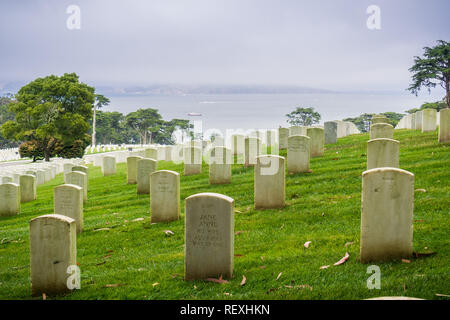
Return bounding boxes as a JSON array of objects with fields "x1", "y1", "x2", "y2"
[{"x1": 0, "y1": 129, "x2": 449, "y2": 300}]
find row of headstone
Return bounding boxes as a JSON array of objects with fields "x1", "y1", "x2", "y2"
[
  {"x1": 395, "y1": 108, "x2": 450, "y2": 143},
  {"x1": 0, "y1": 159, "x2": 84, "y2": 216}
]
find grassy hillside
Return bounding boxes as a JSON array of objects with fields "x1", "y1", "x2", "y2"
[{"x1": 0, "y1": 129, "x2": 449, "y2": 300}]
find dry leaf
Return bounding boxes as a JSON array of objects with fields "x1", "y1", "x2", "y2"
[
  {"x1": 240, "y1": 275, "x2": 246, "y2": 286},
  {"x1": 436, "y1": 293, "x2": 450, "y2": 298},
  {"x1": 261, "y1": 256, "x2": 264, "y2": 261},
  {"x1": 164, "y1": 230, "x2": 174, "y2": 236},
  {"x1": 132, "y1": 218, "x2": 144, "y2": 222},
  {"x1": 42, "y1": 293, "x2": 46, "y2": 300},
  {"x1": 259, "y1": 266, "x2": 266, "y2": 269},
  {"x1": 415, "y1": 189, "x2": 426, "y2": 193},
  {"x1": 320, "y1": 265, "x2": 330, "y2": 269},
  {"x1": 276, "y1": 272, "x2": 282, "y2": 280},
  {"x1": 103, "y1": 283, "x2": 127, "y2": 288},
  {"x1": 205, "y1": 276, "x2": 229, "y2": 284},
  {"x1": 234, "y1": 254, "x2": 244, "y2": 257},
  {"x1": 333, "y1": 252, "x2": 349, "y2": 266},
  {"x1": 401, "y1": 259, "x2": 411, "y2": 263},
  {"x1": 304, "y1": 241, "x2": 312, "y2": 248},
  {"x1": 152, "y1": 282, "x2": 159, "y2": 287},
  {"x1": 224, "y1": 292, "x2": 232, "y2": 296},
  {"x1": 94, "y1": 228, "x2": 110, "y2": 232}
]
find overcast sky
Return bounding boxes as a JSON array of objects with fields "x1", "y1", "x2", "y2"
[{"x1": 1, "y1": 0, "x2": 449, "y2": 92}]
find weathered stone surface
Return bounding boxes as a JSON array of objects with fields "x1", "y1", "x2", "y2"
[
  {"x1": 185, "y1": 193, "x2": 234, "y2": 280},
  {"x1": 0, "y1": 183, "x2": 20, "y2": 216},
  {"x1": 231, "y1": 134, "x2": 245, "y2": 156},
  {"x1": 361, "y1": 167, "x2": 414, "y2": 263},
  {"x1": 30, "y1": 214, "x2": 77, "y2": 296},
  {"x1": 127, "y1": 156, "x2": 143, "y2": 184},
  {"x1": 72, "y1": 165, "x2": 88, "y2": 190},
  {"x1": 438, "y1": 108, "x2": 450, "y2": 143},
  {"x1": 64, "y1": 171, "x2": 88, "y2": 202},
  {"x1": 371, "y1": 115, "x2": 388, "y2": 124},
  {"x1": 20, "y1": 174, "x2": 36, "y2": 203},
  {"x1": 278, "y1": 128, "x2": 289, "y2": 149},
  {"x1": 209, "y1": 147, "x2": 232, "y2": 184},
  {"x1": 287, "y1": 135, "x2": 310, "y2": 174},
  {"x1": 183, "y1": 147, "x2": 202, "y2": 175},
  {"x1": 254, "y1": 155, "x2": 285, "y2": 209},
  {"x1": 367, "y1": 138, "x2": 399, "y2": 170},
  {"x1": 244, "y1": 137, "x2": 262, "y2": 167},
  {"x1": 137, "y1": 158, "x2": 157, "y2": 194},
  {"x1": 422, "y1": 108, "x2": 437, "y2": 132},
  {"x1": 144, "y1": 147, "x2": 158, "y2": 159},
  {"x1": 306, "y1": 127, "x2": 324, "y2": 157},
  {"x1": 150, "y1": 170, "x2": 180, "y2": 223},
  {"x1": 370, "y1": 123, "x2": 394, "y2": 139},
  {"x1": 54, "y1": 184, "x2": 83, "y2": 233},
  {"x1": 289, "y1": 126, "x2": 307, "y2": 136},
  {"x1": 415, "y1": 110, "x2": 423, "y2": 130},
  {"x1": 63, "y1": 163, "x2": 74, "y2": 174},
  {"x1": 324, "y1": 121, "x2": 337, "y2": 144},
  {"x1": 102, "y1": 156, "x2": 116, "y2": 176}
]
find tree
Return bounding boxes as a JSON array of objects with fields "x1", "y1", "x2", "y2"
[
  {"x1": 408, "y1": 40, "x2": 450, "y2": 107},
  {"x1": 1, "y1": 73, "x2": 95, "y2": 161},
  {"x1": 286, "y1": 107, "x2": 321, "y2": 126},
  {"x1": 0, "y1": 94, "x2": 17, "y2": 148},
  {"x1": 379, "y1": 112, "x2": 404, "y2": 127},
  {"x1": 92, "y1": 94, "x2": 110, "y2": 146},
  {"x1": 125, "y1": 108, "x2": 163, "y2": 145},
  {"x1": 154, "y1": 119, "x2": 192, "y2": 145},
  {"x1": 343, "y1": 113, "x2": 373, "y2": 133}
]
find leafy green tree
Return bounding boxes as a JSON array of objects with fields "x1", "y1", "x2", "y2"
[
  {"x1": 95, "y1": 111, "x2": 126, "y2": 144},
  {"x1": 0, "y1": 94, "x2": 17, "y2": 148},
  {"x1": 286, "y1": 107, "x2": 321, "y2": 126},
  {"x1": 154, "y1": 119, "x2": 192, "y2": 145},
  {"x1": 343, "y1": 113, "x2": 373, "y2": 133},
  {"x1": 1, "y1": 73, "x2": 95, "y2": 161},
  {"x1": 408, "y1": 40, "x2": 450, "y2": 107},
  {"x1": 92, "y1": 94, "x2": 110, "y2": 146},
  {"x1": 126, "y1": 108, "x2": 163, "y2": 144},
  {"x1": 380, "y1": 112, "x2": 404, "y2": 127}
]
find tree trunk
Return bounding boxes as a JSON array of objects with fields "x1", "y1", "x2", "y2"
[
  {"x1": 446, "y1": 80, "x2": 450, "y2": 107},
  {"x1": 92, "y1": 104, "x2": 97, "y2": 146}
]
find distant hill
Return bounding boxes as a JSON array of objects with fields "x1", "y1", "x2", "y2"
[{"x1": 1, "y1": 81, "x2": 335, "y2": 96}]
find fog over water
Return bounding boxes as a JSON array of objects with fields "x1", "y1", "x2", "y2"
[{"x1": 106, "y1": 92, "x2": 442, "y2": 133}]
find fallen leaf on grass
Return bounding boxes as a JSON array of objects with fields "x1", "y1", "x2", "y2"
[
  {"x1": 276, "y1": 272, "x2": 282, "y2": 280},
  {"x1": 102, "y1": 254, "x2": 113, "y2": 259},
  {"x1": 234, "y1": 254, "x2": 244, "y2": 257},
  {"x1": 205, "y1": 275, "x2": 229, "y2": 284},
  {"x1": 436, "y1": 293, "x2": 450, "y2": 298},
  {"x1": 284, "y1": 284, "x2": 313, "y2": 291},
  {"x1": 259, "y1": 266, "x2": 266, "y2": 269},
  {"x1": 103, "y1": 283, "x2": 127, "y2": 288},
  {"x1": 96, "y1": 261, "x2": 106, "y2": 266},
  {"x1": 42, "y1": 293, "x2": 46, "y2": 300},
  {"x1": 240, "y1": 275, "x2": 246, "y2": 286},
  {"x1": 304, "y1": 241, "x2": 312, "y2": 248},
  {"x1": 93, "y1": 228, "x2": 110, "y2": 232},
  {"x1": 344, "y1": 242, "x2": 354, "y2": 247},
  {"x1": 320, "y1": 265, "x2": 330, "y2": 269},
  {"x1": 235, "y1": 231, "x2": 245, "y2": 235},
  {"x1": 224, "y1": 292, "x2": 232, "y2": 296},
  {"x1": 164, "y1": 230, "x2": 174, "y2": 236},
  {"x1": 132, "y1": 218, "x2": 144, "y2": 222},
  {"x1": 152, "y1": 282, "x2": 159, "y2": 287},
  {"x1": 261, "y1": 256, "x2": 264, "y2": 261},
  {"x1": 402, "y1": 259, "x2": 411, "y2": 263},
  {"x1": 333, "y1": 252, "x2": 349, "y2": 266},
  {"x1": 235, "y1": 210, "x2": 242, "y2": 213},
  {"x1": 415, "y1": 189, "x2": 426, "y2": 193}
]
